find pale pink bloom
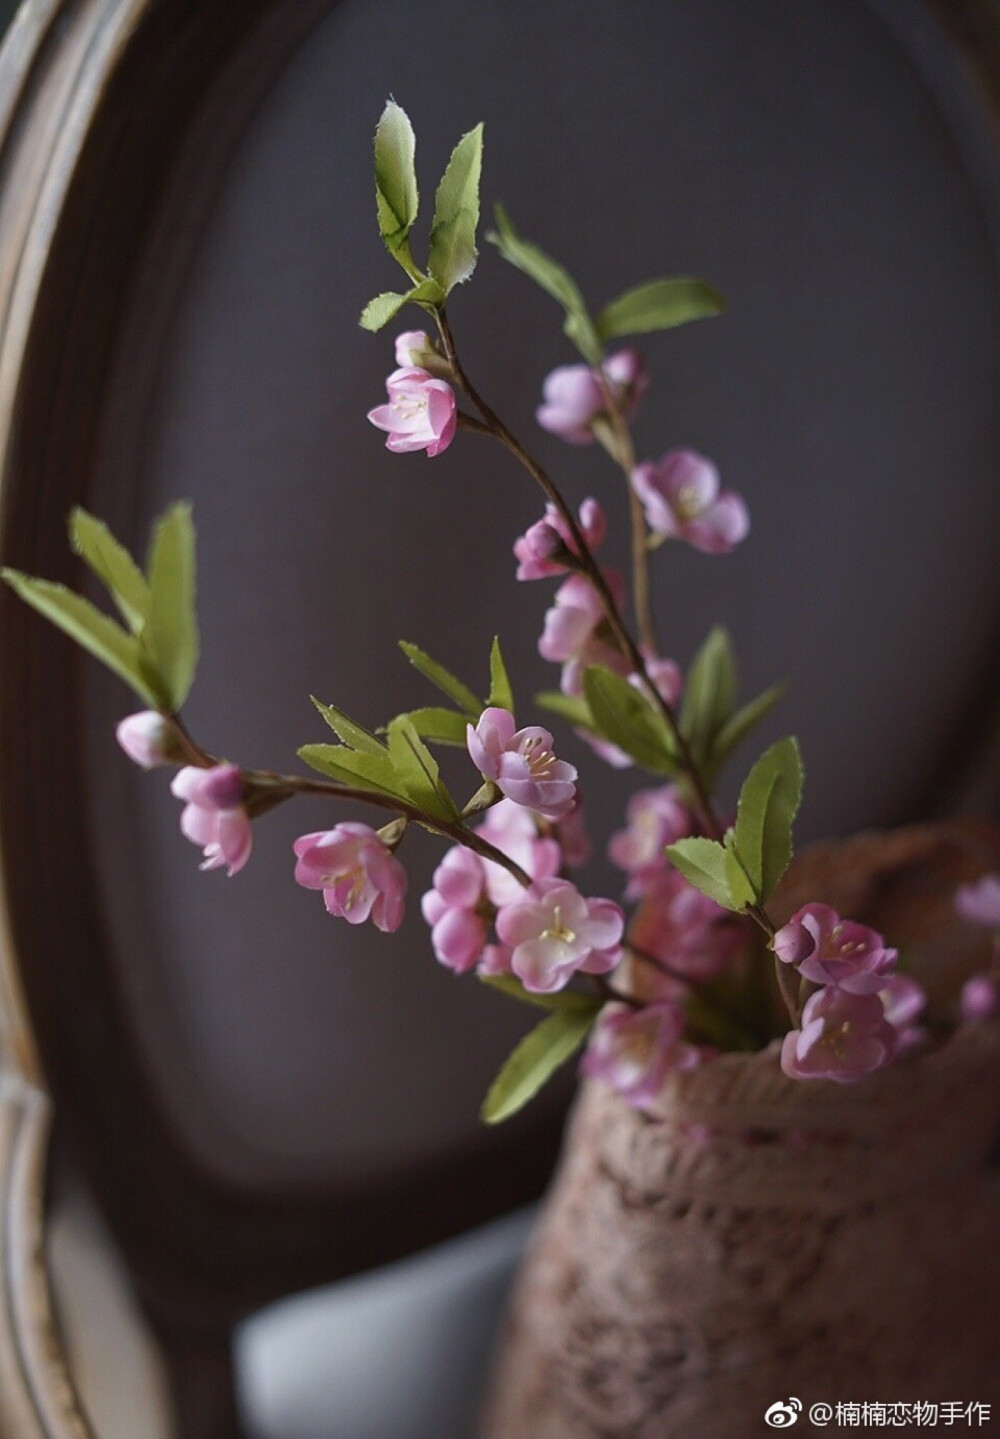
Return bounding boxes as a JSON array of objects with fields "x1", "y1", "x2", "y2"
[
  {"x1": 781, "y1": 987, "x2": 898, "y2": 1084},
  {"x1": 475, "y1": 799, "x2": 562, "y2": 908},
  {"x1": 513, "y1": 498, "x2": 606, "y2": 581},
  {"x1": 773, "y1": 904, "x2": 897, "y2": 995},
  {"x1": 538, "y1": 572, "x2": 628, "y2": 696},
  {"x1": 581, "y1": 1000, "x2": 700, "y2": 1111},
  {"x1": 421, "y1": 846, "x2": 489, "y2": 972},
  {"x1": 955, "y1": 874, "x2": 1000, "y2": 928},
  {"x1": 536, "y1": 349, "x2": 647, "y2": 444},
  {"x1": 555, "y1": 797, "x2": 591, "y2": 868},
  {"x1": 609, "y1": 784, "x2": 691, "y2": 894},
  {"x1": 295, "y1": 822, "x2": 407, "y2": 932},
  {"x1": 367, "y1": 366, "x2": 457, "y2": 456},
  {"x1": 116, "y1": 710, "x2": 174, "y2": 769},
  {"x1": 960, "y1": 974, "x2": 999, "y2": 1021},
  {"x1": 496, "y1": 877, "x2": 624, "y2": 993},
  {"x1": 171, "y1": 764, "x2": 252, "y2": 876},
  {"x1": 630, "y1": 873, "x2": 745, "y2": 982},
  {"x1": 394, "y1": 330, "x2": 433, "y2": 367},
  {"x1": 880, "y1": 973, "x2": 928, "y2": 1054},
  {"x1": 632, "y1": 449, "x2": 749, "y2": 554},
  {"x1": 467, "y1": 708, "x2": 577, "y2": 820}
]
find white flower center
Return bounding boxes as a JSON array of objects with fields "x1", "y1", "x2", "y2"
[
  {"x1": 542, "y1": 904, "x2": 576, "y2": 946},
  {"x1": 675, "y1": 483, "x2": 704, "y2": 521},
  {"x1": 521, "y1": 734, "x2": 557, "y2": 778},
  {"x1": 392, "y1": 394, "x2": 428, "y2": 420}
]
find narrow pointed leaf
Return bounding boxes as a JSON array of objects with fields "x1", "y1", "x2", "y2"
[
  {"x1": 596, "y1": 277, "x2": 725, "y2": 340},
  {"x1": 1, "y1": 570, "x2": 159, "y2": 705},
  {"x1": 680, "y1": 626, "x2": 737, "y2": 763},
  {"x1": 297, "y1": 744, "x2": 403, "y2": 798},
  {"x1": 665, "y1": 836, "x2": 737, "y2": 911},
  {"x1": 534, "y1": 690, "x2": 594, "y2": 729},
  {"x1": 387, "y1": 715, "x2": 458, "y2": 820},
  {"x1": 709, "y1": 682, "x2": 786, "y2": 775},
  {"x1": 487, "y1": 205, "x2": 602, "y2": 365},
  {"x1": 428, "y1": 123, "x2": 483, "y2": 293},
  {"x1": 311, "y1": 697, "x2": 387, "y2": 757},
  {"x1": 399, "y1": 641, "x2": 481, "y2": 716},
  {"x1": 583, "y1": 665, "x2": 677, "y2": 774},
  {"x1": 481, "y1": 1007, "x2": 596, "y2": 1124},
  {"x1": 142, "y1": 503, "x2": 198, "y2": 711},
  {"x1": 400, "y1": 706, "x2": 469, "y2": 745},
  {"x1": 374, "y1": 100, "x2": 419, "y2": 258},
  {"x1": 487, "y1": 635, "x2": 514, "y2": 712},
  {"x1": 732, "y1": 737, "x2": 804, "y2": 903},
  {"x1": 69, "y1": 508, "x2": 149, "y2": 631}
]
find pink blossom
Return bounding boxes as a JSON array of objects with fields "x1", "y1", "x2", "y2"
[
  {"x1": 879, "y1": 974, "x2": 926, "y2": 1029},
  {"x1": 536, "y1": 349, "x2": 647, "y2": 444},
  {"x1": 171, "y1": 764, "x2": 252, "y2": 876},
  {"x1": 781, "y1": 988, "x2": 898, "y2": 1083},
  {"x1": 631, "y1": 449, "x2": 749, "y2": 554},
  {"x1": 629, "y1": 873, "x2": 745, "y2": 982},
  {"x1": 294, "y1": 822, "x2": 407, "y2": 932},
  {"x1": 475, "y1": 799, "x2": 562, "y2": 908},
  {"x1": 394, "y1": 330, "x2": 433, "y2": 367},
  {"x1": 478, "y1": 943, "x2": 513, "y2": 977},
  {"x1": 513, "y1": 498, "x2": 606, "y2": 581},
  {"x1": 367, "y1": 367, "x2": 457, "y2": 456},
  {"x1": 581, "y1": 1001, "x2": 700, "y2": 1111},
  {"x1": 609, "y1": 784, "x2": 691, "y2": 894},
  {"x1": 496, "y1": 877, "x2": 624, "y2": 993},
  {"x1": 955, "y1": 873, "x2": 1000, "y2": 928},
  {"x1": 538, "y1": 572, "x2": 628, "y2": 695},
  {"x1": 960, "y1": 974, "x2": 999, "y2": 1021},
  {"x1": 467, "y1": 708, "x2": 577, "y2": 820},
  {"x1": 420, "y1": 846, "x2": 488, "y2": 971},
  {"x1": 554, "y1": 797, "x2": 591, "y2": 868},
  {"x1": 116, "y1": 710, "x2": 174, "y2": 769},
  {"x1": 773, "y1": 904, "x2": 897, "y2": 995}
]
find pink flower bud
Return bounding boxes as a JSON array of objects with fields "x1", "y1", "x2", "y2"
[
  {"x1": 467, "y1": 708, "x2": 577, "y2": 821},
  {"x1": 294, "y1": 823, "x2": 407, "y2": 931},
  {"x1": 116, "y1": 711, "x2": 174, "y2": 769},
  {"x1": 632, "y1": 449, "x2": 749, "y2": 554},
  {"x1": 367, "y1": 367, "x2": 457, "y2": 457},
  {"x1": 394, "y1": 330, "x2": 433, "y2": 367},
  {"x1": 513, "y1": 498, "x2": 607, "y2": 581},
  {"x1": 171, "y1": 764, "x2": 252, "y2": 876}
]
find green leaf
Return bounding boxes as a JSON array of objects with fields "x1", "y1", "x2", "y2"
[
  {"x1": 583, "y1": 665, "x2": 677, "y2": 774},
  {"x1": 400, "y1": 706, "x2": 469, "y2": 745},
  {"x1": 481, "y1": 1007, "x2": 596, "y2": 1124},
  {"x1": 732, "y1": 737, "x2": 804, "y2": 904},
  {"x1": 359, "y1": 277, "x2": 446, "y2": 332},
  {"x1": 487, "y1": 205, "x2": 603, "y2": 365},
  {"x1": 387, "y1": 715, "x2": 458, "y2": 820},
  {"x1": 399, "y1": 641, "x2": 481, "y2": 716},
  {"x1": 709, "y1": 682, "x2": 786, "y2": 775},
  {"x1": 666, "y1": 836, "x2": 739, "y2": 911},
  {"x1": 481, "y1": 973, "x2": 603, "y2": 1014},
  {"x1": 374, "y1": 100, "x2": 419, "y2": 262},
  {"x1": 534, "y1": 690, "x2": 594, "y2": 729},
  {"x1": 680, "y1": 627, "x2": 737, "y2": 764},
  {"x1": 596, "y1": 277, "x2": 725, "y2": 340},
  {"x1": 723, "y1": 838, "x2": 757, "y2": 911},
  {"x1": 428, "y1": 123, "x2": 483, "y2": 293},
  {"x1": 68, "y1": 508, "x2": 149, "y2": 631},
  {"x1": 141, "y1": 503, "x2": 198, "y2": 712},
  {"x1": 297, "y1": 743, "x2": 403, "y2": 798},
  {"x1": 1, "y1": 570, "x2": 159, "y2": 705},
  {"x1": 311, "y1": 697, "x2": 387, "y2": 757},
  {"x1": 487, "y1": 635, "x2": 514, "y2": 712}
]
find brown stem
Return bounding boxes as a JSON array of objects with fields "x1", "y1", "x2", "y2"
[
  {"x1": 594, "y1": 370, "x2": 657, "y2": 654},
  {"x1": 436, "y1": 309, "x2": 797, "y2": 1024}
]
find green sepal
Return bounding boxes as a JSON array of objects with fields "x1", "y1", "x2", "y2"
[
  {"x1": 69, "y1": 508, "x2": 150, "y2": 632},
  {"x1": 583, "y1": 665, "x2": 677, "y2": 774},
  {"x1": 428, "y1": 123, "x2": 484, "y2": 293},
  {"x1": 399, "y1": 640, "x2": 482, "y2": 716},
  {"x1": 486, "y1": 205, "x2": 603, "y2": 365},
  {"x1": 480, "y1": 1006, "x2": 598, "y2": 1124},
  {"x1": 596, "y1": 277, "x2": 725, "y2": 340}
]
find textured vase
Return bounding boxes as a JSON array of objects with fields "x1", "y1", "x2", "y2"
[{"x1": 482, "y1": 827, "x2": 1000, "y2": 1438}]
